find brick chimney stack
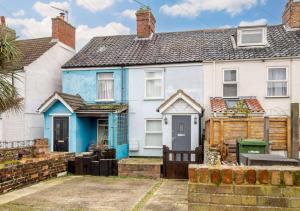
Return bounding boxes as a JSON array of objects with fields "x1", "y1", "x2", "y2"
[
  {"x1": 283, "y1": 0, "x2": 300, "y2": 29},
  {"x1": 0, "y1": 16, "x2": 6, "y2": 25},
  {"x1": 136, "y1": 8, "x2": 156, "y2": 38},
  {"x1": 52, "y1": 15, "x2": 76, "y2": 49},
  {"x1": 0, "y1": 16, "x2": 16, "y2": 38}
]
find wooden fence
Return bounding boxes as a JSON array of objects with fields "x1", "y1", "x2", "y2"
[{"x1": 205, "y1": 117, "x2": 300, "y2": 154}]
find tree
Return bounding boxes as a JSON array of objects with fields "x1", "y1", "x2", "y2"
[{"x1": 0, "y1": 26, "x2": 22, "y2": 113}]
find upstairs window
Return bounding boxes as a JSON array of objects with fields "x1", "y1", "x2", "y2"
[
  {"x1": 145, "y1": 70, "x2": 163, "y2": 99},
  {"x1": 238, "y1": 27, "x2": 267, "y2": 46},
  {"x1": 97, "y1": 73, "x2": 114, "y2": 100},
  {"x1": 223, "y1": 69, "x2": 238, "y2": 98},
  {"x1": 267, "y1": 67, "x2": 288, "y2": 97}
]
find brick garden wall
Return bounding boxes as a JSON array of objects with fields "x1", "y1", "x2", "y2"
[
  {"x1": 0, "y1": 153, "x2": 75, "y2": 194},
  {"x1": 0, "y1": 147, "x2": 33, "y2": 162},
  {"x1": 189, "y1": 164, "x2": 300, "y2": 210},
  {"x1": 118, "y1": 163, "x2": 161, "y2": 179}
]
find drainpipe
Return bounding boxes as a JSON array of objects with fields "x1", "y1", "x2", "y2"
[
  {"x1": 121, "y1": 66, "x2": 125, "y2": 103},
  {"x1": 213, "y1": 61, "x2": 216, "y2": 97}
]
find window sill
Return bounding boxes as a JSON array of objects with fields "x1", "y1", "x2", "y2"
[
  {"x1": 144, "y1": 98, "x2": 164, "y2": 101},
  {"x1": 144, "y1": 146, "x2": 163, "y2": 149},
  {"x1": 265, "y1": 96, "x2": 290, "y2": 99}
]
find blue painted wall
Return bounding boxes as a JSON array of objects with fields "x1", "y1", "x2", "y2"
[
  {"x1": 44, "y1": 101, "x2": 76, "y2": 152},
  {"x1": 62, "y1": 68, "x2": 128, "y2": 104}
]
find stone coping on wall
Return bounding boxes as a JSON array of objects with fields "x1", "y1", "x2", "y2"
[
  {"x1": 189, "y1": 164, "x2": 300, "y2": 186},
  {"x1": 188, "y1": 164, "x2": 300, "y2": 210}
]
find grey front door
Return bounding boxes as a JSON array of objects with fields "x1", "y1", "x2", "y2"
[{"x1": 172, "y1": 115, "x2": 191, "y2": 151}]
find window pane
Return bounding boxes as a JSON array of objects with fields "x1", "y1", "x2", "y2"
[
  {"x1": 224, "y1": 70, "x2": 237, "y2": 82},
  {"x1": 98, "y1": 73, "x2": 114, "y2": 99},
  {"x1": 268, "y1": 68, "x2": 286, "y2": 80},
  {"x1": 98, "y1": 73, "x2": 113, "y2": 79},
  {"x1": 145, "y1": 134, "x2": 162, "y2": 147},
  {"x1": 146, "y1": 120, "x2": 162, "y2": 132},
  {"x1": 223, "y1": 84, "x2": 237, "y2": 97},
  {"x1": 146, "y1": 79, "x2": 162, "y2": 98},
  {"x1": 241, "y1": 29, "x2": 263, "y2": 44},
  {"x1": 145, "y1": 71, "x2": 162, "y2": 78},
  {"x1": 267, "y1": 82, "x2": 287, "y2": 96}
]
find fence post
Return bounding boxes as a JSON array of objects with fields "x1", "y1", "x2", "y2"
[
  {"x1": 163, "y1": 145, "x2": 167, "y2": 178},
  {"x1": 291, "y1": 103, "x2": 299, "y2": 159},
  {"x1": 264, "y1": 116, "x2": 270, "y2": 153}
]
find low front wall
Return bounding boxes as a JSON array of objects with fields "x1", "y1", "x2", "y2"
[
  {"x1": 189, "y1": 164, "x2": 300, "y2": 210},
  {"x1": 118, "y1": 163, "x2": 161, "y2": 179},
  {"x1": 0, "y1": 153, "x2": 75, "y2": 194}
]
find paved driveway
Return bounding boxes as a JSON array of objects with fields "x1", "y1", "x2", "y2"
[{"x1": 0, "y1": 176, "x2": 187, "y2": 211}]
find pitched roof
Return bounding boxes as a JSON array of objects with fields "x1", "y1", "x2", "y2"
[
  {"x1": 157, "y1": 89, "x2": 204, "y2": 113},
  {"x1": 16, "y1": 37, "x2": 56, "y2": 69},
  {"x1": 210, "y1": 97, "x2": 265, "y2": 114},
  {"x1": 58, "y1": 92, "x2": 86, "y2": 111},
  {"x1": 63, "y1": 25, "x2": 300, "y2": 68}
]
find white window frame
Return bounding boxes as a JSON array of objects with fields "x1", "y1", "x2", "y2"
[
  {"x1": 144, "y1": 119, "x2": 163, "y2": 149},
  {"x1": 97, "y1": 72, "x2": 114, "y2": 102},
  {"x1": 144, "y1": 69, "x2": 164, "y2": 100},
  {"x1": 223, "y1": 68, "x2": 239, "y2": 98},
  {"x1": 237, "y1": 27, "x2": 267, "y2": 47},
  {"x1": 266, "y1": 67, "x2": 289, "y2": 98}
]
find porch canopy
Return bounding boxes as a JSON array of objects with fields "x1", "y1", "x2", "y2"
[
  {"x1": 157, "y1": 89, "x2": 204, "y2": 114},
  {"x1": 38, "y1": 92, "x2": 128, "y2": 115}
]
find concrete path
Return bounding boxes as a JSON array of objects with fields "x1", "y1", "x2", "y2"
[
  {"x1": 0, "y1": 176, "x2": 156, "y2": 211},
  {"x1": 142, "y1": 180, "x2": 188, "y2": 211},
  {"x1": 0, "y1": 176, "x2": 188, "y2": 211}
]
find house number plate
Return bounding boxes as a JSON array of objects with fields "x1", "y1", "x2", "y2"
[{"x1": 178, "y1": 134, "x2": 186, "y2": 137}]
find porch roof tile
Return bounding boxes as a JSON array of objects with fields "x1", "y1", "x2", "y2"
[{"x1": 210, "y1": 97, "x2": 265, "y2": 113}]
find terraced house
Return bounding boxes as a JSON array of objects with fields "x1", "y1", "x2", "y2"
[
  {"x1": 39, "y1": 0, "x2": 300, "y2": 158},
  {"x1": 0, "y1": 15, "x2": 76, "y2": 142}
]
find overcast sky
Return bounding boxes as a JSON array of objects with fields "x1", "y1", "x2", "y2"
[{"x1": 0, "y1": 0, "x2": 286, "y2": 50}]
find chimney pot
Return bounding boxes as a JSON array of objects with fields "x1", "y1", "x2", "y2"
[
  {"x1": 52, "y1": 17, "x2": 76, "y2": 49},
  {"x1": 0, "y1": 16, "x2": 6, "y2": 25},
  {"x1": 283, "y1": 0, "x2": 300, "y2": 29},
  {"x1": 136, "y1": 8, "x2": 156, "y2": 38}
]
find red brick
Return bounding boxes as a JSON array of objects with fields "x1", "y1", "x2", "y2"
[
  {"x1": 246, "y1": 169, "x2": 256, "y2": 185},
  {"x1": 222, "y1": 169, "x2": 233, "y2": 184},
  {"x1": 189, "y1": 168, "x2": 197, "y2": 183},
  {"x1": 199, "y1": 168, "x2": 209, "y2": 183},
  {"x1": 211, "y1": 169, "x2": 221, "y2": 185},
  {"x1": 271, "y1": 170, "x2": 281, "y2": 186},
  {"x1": 283, "y1": 171, "x2": 293, "y2": 186},
  {"x1": 258, "y1": 170, "x2": 269, "y2": 184}
]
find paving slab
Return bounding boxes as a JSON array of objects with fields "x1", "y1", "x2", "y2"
[
  {"x1": 142, "y1": 179, "x2": 188, "y2": 211},
  {"x1": 0, "y1": 176, "x2": 156, "y2": 211}
]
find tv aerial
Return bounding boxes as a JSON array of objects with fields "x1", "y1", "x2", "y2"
[
  {"x1": 133, "y1": 0, "x2": 150, "y2": 10},
  {"x1": 51, "y1": 6, "x2": 69, "y2": 22}
]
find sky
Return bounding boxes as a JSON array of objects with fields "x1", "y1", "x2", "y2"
[{"x1": 0, "y1": 0, "x2": 287, "y2": 50}]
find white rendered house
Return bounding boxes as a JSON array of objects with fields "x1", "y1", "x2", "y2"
[{"x1": 0, "y1": 15, "x2": 76, "y2": 142}]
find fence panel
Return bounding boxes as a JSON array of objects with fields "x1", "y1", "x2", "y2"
[{"x1": 206, "y1": 117, "x2": 293, "y2": 152}]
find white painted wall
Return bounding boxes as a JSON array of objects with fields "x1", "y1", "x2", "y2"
[
  {"x1": 128, "y1": 64, "x2": 203, "y2": 157},
  {"x1": 203, "y1": 58, "x2": 300, "y2": 120},
  {"x1": 0, "y1": 42, "x2": 75, "y2": 141}
]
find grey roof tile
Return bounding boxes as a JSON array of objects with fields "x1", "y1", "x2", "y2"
[{"x1": 63, "y1": 25, "x2": 300, "y2": 68}]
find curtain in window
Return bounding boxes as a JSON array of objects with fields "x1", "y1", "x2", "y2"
[
  {"x1": 267, "y1": 82, "x2": 287, "y2": 96},
  {"x1": 145, "y1": 120, "x2": 162, "y2": 147},
  {"x1": 99, "y1": 80, "x2": 114, "y2": 99},
  {"x1": 268, "y1": 68, "x2": 286, "y2": 80},
  {"x1": 224, "y1": 70, "x2": 237, "y2": 82},
  {"x1": 146, "y1": 79, "x2": 162, "y2": 98},
  {"x1": 267, "y1": 68, "x2": 287, "y2": 96},
  {"x1": 98, "y1": 73, "x2": 114, "y2": 100}
]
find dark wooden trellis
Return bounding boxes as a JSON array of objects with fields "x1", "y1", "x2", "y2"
[{"x1": 163, "y1": 145, "x2": 203, "y2": 179}]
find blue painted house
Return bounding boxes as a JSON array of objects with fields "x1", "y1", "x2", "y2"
[{"x1": 38, "y1": 68, "x2": 129, "y2": 159}]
